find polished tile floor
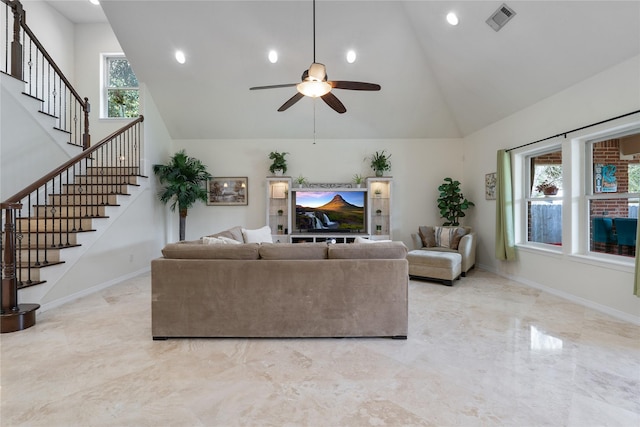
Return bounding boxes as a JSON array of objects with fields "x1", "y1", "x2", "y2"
[{"x1": 1, "y1": 269, "x2": 639, "y2": 426}]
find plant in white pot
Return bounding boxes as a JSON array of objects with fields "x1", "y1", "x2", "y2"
[
  {"x1": 367, "y1": 150, "x2": 391, "y2": 177},
  {"x1": 269, "y1": 151, "x2": 288, "y2": 175}
]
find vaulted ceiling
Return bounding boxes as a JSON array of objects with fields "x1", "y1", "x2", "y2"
[{"x1": 48, "y1": 1, "x2": 640, "y2": 139}]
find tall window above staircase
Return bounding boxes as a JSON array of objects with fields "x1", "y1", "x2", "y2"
[{"x1": 101, "y1": 54, "x2": 139, "y2": 118}]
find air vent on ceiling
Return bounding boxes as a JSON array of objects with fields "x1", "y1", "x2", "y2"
[{"x1": 486, "y1": 3, "x2": 516, "y2": 32}]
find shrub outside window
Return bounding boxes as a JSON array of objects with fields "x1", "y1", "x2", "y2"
[{"x1": 103, "y1": 55, "x2": 139, "y2": 118}]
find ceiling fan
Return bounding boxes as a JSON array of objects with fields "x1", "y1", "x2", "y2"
[{"x1": 249, "y1": 0, "x2": 381, "y2": 114}]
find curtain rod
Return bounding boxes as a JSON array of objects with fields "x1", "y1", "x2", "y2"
[{"x1": 505, "y1": 109, "x2": 640, "y2": 152}]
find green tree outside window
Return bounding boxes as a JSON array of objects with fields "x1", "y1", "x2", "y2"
[{"x1": 106, "y1": 57, "x2": 139, "y2": 118}]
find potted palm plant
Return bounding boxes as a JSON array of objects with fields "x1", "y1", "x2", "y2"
[{"x1": 153, "y1": 150, "x2": 212, "y2": 241}]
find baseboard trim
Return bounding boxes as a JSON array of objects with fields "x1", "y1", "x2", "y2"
[
  {"x1": 38, "y1": 267, "x2": 150, "y2": 314},
  {"x1": 477, "y1": 262, "x2": 640, "y2": 326}
]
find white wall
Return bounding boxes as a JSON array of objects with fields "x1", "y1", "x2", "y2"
[
  {"x1": 463, "y1": 55, "x2": 640, "y2": 323},
  {"x1": 74, "y1": 23, "x2": 133, "y2": 144},
  {"x1": 169, "y1": 138, "x2": 465, "y2": 246},
  {"x1": 0, "y1": 74, "x2": 75, "y2": 199},
  {"x1": 22, "y1": 0, "x2": 75, "y2": 80}
]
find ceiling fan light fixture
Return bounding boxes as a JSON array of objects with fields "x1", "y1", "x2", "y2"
[{"x1": 297, "y1": 81, "x2": 331, "y2": 97}]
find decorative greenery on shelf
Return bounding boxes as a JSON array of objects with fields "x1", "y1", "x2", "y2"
[
  {"x1": 294, "y1": 175, "x2": 308, "y2": 186},
  {"x1": 437, "y1": 177, "x2": 475, "y2": 226},
  {"x1": 367, "y1": 150, "x2": 391, "y2": 177},
  {"x1": 353, "y1": 174, "x2": 365, "y2": 185},
  {"x1": 535, "y1": 180, "x2": 559, "y2": 195},
  {"x1": 268, "y1": 151, "x2": 289, "y2": 174},
  {"x1": 153, "y1": 150, "x2": 212, "y2": 241}
]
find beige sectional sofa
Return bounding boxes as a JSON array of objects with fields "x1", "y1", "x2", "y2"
[{"x1": 151, "y1": 240, "x2": 409, "y2": 340}]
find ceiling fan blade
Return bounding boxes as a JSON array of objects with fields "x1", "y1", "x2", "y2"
[
  {"x1": 330, "y1": 81, "x2": 381, "y2": 91},
  {"x1": 278, "y1": 92, "x2": 304, "y2": 112},
  {"x1": 250, "y1": 83, "x2": 297, "y2": 90},
  {"x1": 321, "y1": 92, "x2": 346, "y2": 114}
]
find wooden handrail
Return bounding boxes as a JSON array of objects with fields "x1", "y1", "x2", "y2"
[
  {"x1": 19, "y1": 23, "x2": 87, "y2": 109},
  {"x1": 2, "y1": 115, "x2": 144, "y2": 205}
]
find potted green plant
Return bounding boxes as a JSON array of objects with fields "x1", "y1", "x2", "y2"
[
  {"x1": 376, "y1": 209, "x2": 382, "y2": 216},
  {"x1": 367, "y1": 150, "x2": 391, "y2": 177},
  {"x1": 277, "y1": 209, "x2": 284, "y2": 216},
  {"x1": 153, "y1": 150, "x2": 212, "y2": 241},
  {"x1": 269, "y1": 151, "x2": 288, "y2": 175},
  {"x1": 294, "y1": 175, "x2": 308, "y2": 188},
  {"x1": 353, "y1": 173, "x2": 365, "y2": 188},
  {"x1": 437, "y1": 177, "x2": 475, "y2": 226},
  {"x1": 535, "y1": 180, "x2": 559, "y2": 196}
]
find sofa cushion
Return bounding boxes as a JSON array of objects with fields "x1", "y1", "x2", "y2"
[
  {"x1": 161, "y1": 242, "x2": 260, "y2": 259},
  {"x1": 203, "y1": 236, "x2": 241, "y2": 245},
  {"x1": 418, "y1": 226, "x2": 437, "y2": 248},
  {"x1": 434, "y1": 226, "x2": 467, "y2": 249},
  {"x1": 328, "y1": 242, "x2": 407, "y2": 259},
  {"x1": 242, "y1": 226, "x2": 273, "y2": 243},
  {"x1": 205, "y1": 225, "x2": 244, "y2": 243},
  {"x1": 259, "y1": 243, "x2": 328, "y2": 260}
]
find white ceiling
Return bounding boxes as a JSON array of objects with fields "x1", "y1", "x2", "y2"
[{"x1": 47, "y1": 1, "x2": 640, "y2": 140}]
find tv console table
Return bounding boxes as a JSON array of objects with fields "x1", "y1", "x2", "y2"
[{"x1": 290, "y1": 234, "x2": 370, "y2": 244}]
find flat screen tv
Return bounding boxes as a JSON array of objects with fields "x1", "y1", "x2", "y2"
[{"x1": 294, "y1": 190, "x2": 366, "y2": 233}]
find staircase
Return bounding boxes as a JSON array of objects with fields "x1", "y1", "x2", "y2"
[
  {"x1": 1, "y1": 0, "x2": 147, "y2": 333},
  {"x1": 15, "y1": 165, "x2": 145, "y2": 289}
]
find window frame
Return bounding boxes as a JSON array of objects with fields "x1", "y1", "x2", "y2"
[
  {"x1": 100, "y1": 53, "x2": 139, "y2": 119},
  {"x1": 513, "y1": 117, "x2": 640, "y2": 269}
]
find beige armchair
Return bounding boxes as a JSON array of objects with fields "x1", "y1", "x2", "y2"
[{"x1": 411, "y1": 226, "x2": 477, "y2": 276}]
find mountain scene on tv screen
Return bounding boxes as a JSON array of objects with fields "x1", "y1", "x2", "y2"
[{"x1": 296, "y1": 193, "x2": 364, "y2": 231}]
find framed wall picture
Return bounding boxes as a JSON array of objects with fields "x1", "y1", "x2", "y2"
[
  {"x1": 207, "y1": 177, "x2": 248, "y2": 206},
  {"x1": 485, "y1": 172, "x2": 497, "y2": 200}
]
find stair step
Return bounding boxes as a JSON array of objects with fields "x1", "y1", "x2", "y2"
[
  {"x1": 16, "y1": 217, "x2": 100, "y2": 232},
  {"x1": 18, "y1": 279, "x2": 47, "y2": 290},
  {"x1": 49, "y1": 194, "x2": 125, "y2": 205},
  {"x1": 34, "y1": 205, "x2": 114, "y2": 218},
  {"x1": 17, "y1": 246, "x2": 79, "y2": 263},
  {"x1": 86, "y1": 166, "x2": 141, "y2": 176},
  {"x1": 18, "y1": 229, "x2": 93, "y2": 246},
  {"x1": 17, "y1": 261, "x2": 66, "y2": 284},
  {"x1": 75, "y1": 175, "x2": 139, "y2": 185},
  {"x1": 62, "y1": 183, "x2": 135, "y2": 194}
]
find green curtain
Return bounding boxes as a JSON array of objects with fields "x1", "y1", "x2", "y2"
[
  {"x1": 495, "y1": 150, "x2": 517, "y2": 261},
  {"x1": 635, "y1": 217, "x2": 640, "y2": 296}
]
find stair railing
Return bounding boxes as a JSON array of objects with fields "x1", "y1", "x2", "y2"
[
  {"x1": 1, "y1": 0, "x2": 91, "y2": 148},
  {"x1": 1, "y1": 116, "x2": 143, "y2": 332}
]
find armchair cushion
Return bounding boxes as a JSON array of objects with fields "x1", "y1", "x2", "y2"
[
  {"x1": 418, "y1": 226, "x2": 436, "y2": 247},
  {"x1": 434, "y1": 226, "x2": 467, "y2": 250}
]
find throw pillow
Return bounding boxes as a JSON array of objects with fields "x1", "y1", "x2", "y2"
[
  {"x1": 433, "y1": 226, "x2": 467, "y2": 249},
  {"x1": 418, "y1": 226, "x2": 436, "y2": 247},
  {"x1": 242, "y1": 226, "x2": 273, "y2": 244},
  {"x1": 202, "y1": 236, "x2": 241, "y2": 245},
  {"x1": 354, "y1": 236, "x2": 393, "y2": 244},
  {"x1": 206, "y1": 225, "x2": 244, "y2": 243},
  {"x1": 202, "y1": 236, "x2": 225, "y2": 245}
]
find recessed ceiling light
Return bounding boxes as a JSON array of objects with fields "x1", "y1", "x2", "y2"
[
  {"x1": 346, "y1": 50, "x2": 356, "y2": 64},
  {"x1": 175, "y1": 50, "x2": 186, "y2": 64},
  {"x1": 446, "y1": 12, "x2": 459, "y2": 26},
  {"x1": 268, "y1": 50, "x2": 278, "y2": 64},
  {"x1": 89, "y1": 0, "x2": 100, "y2": 5}
]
